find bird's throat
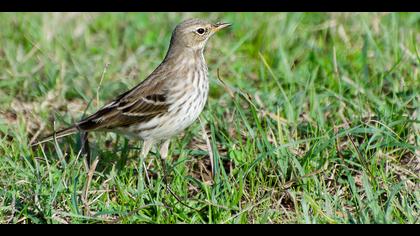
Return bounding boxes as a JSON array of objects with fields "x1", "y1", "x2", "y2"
[{"x1": 164, "y1": 46, "x2": 206, "y2": 70}]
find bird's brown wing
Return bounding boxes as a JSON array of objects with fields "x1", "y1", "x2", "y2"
[{"x1": 76, "y1": 77, "x2": 170, "y2": 131}]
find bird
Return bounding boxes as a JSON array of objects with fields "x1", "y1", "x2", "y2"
[{"x1": 32, "y1": 18, "x2": 231, "y2": 169}]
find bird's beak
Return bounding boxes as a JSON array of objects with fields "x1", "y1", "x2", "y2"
[{"x1": 212, "y1": 22, "x2": 232, "y2": 32}]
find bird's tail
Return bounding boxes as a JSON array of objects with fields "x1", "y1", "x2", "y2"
[{"x1": 31, "y1": 126, "x2": 78, "y2": 146}]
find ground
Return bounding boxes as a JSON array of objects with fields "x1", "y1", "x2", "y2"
[{"x1": 0, "y1": 12, "x2": 419, "y2": 223}]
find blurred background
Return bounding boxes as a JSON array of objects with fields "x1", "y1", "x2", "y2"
[{"x1": 0, "y1": 13, "x2": 418, "y2": 223}]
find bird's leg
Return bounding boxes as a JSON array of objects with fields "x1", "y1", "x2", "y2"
[
  {"x1": 159, "y1": 139, "x2": 171, "y2": 186},
  {"x1": 80, "y1": 131, "x2": 91, "y2": 168},
  {"x1": 158, "y1": 139, "x2": 197, "y2": 211},
  {"x1": 139, "y1": 139, "x2": 154, "y2": 186},
  {"x1": 158, "y1": 139, "x2": 175, "y2": 210}
]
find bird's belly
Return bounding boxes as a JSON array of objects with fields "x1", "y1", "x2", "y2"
[{"x1": 133, "y1": 90, "x2": 207, "y2": 141}]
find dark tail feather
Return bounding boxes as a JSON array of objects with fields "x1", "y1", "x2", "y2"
[{"x1": 31, "y1": 126, "x2": 78, "y2": 146}]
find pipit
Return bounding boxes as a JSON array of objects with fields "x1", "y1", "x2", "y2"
[{"x1": 33, "y1": 19, "x2": 231, "y2": 171}]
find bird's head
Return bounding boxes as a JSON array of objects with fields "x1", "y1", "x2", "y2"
[{"x1": 169, "y1": 18, "x2": 231, "y2": 52}]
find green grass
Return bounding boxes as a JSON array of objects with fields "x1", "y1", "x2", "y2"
[{"x1": 0, "y1": 12, "x2": 419, "y2": 224}]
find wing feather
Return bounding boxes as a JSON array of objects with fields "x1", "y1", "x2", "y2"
[{"x1": 76, "y1": 75, "x2": 170, "y2": 131}]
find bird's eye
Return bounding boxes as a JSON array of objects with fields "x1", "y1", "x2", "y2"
[{"x1": 196, "y1": 28, "x2": 205, "y2": 35}]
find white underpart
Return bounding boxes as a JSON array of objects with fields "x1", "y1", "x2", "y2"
[{"x1": 123, "y1": 54, "x2": 209, "y2": 141}]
